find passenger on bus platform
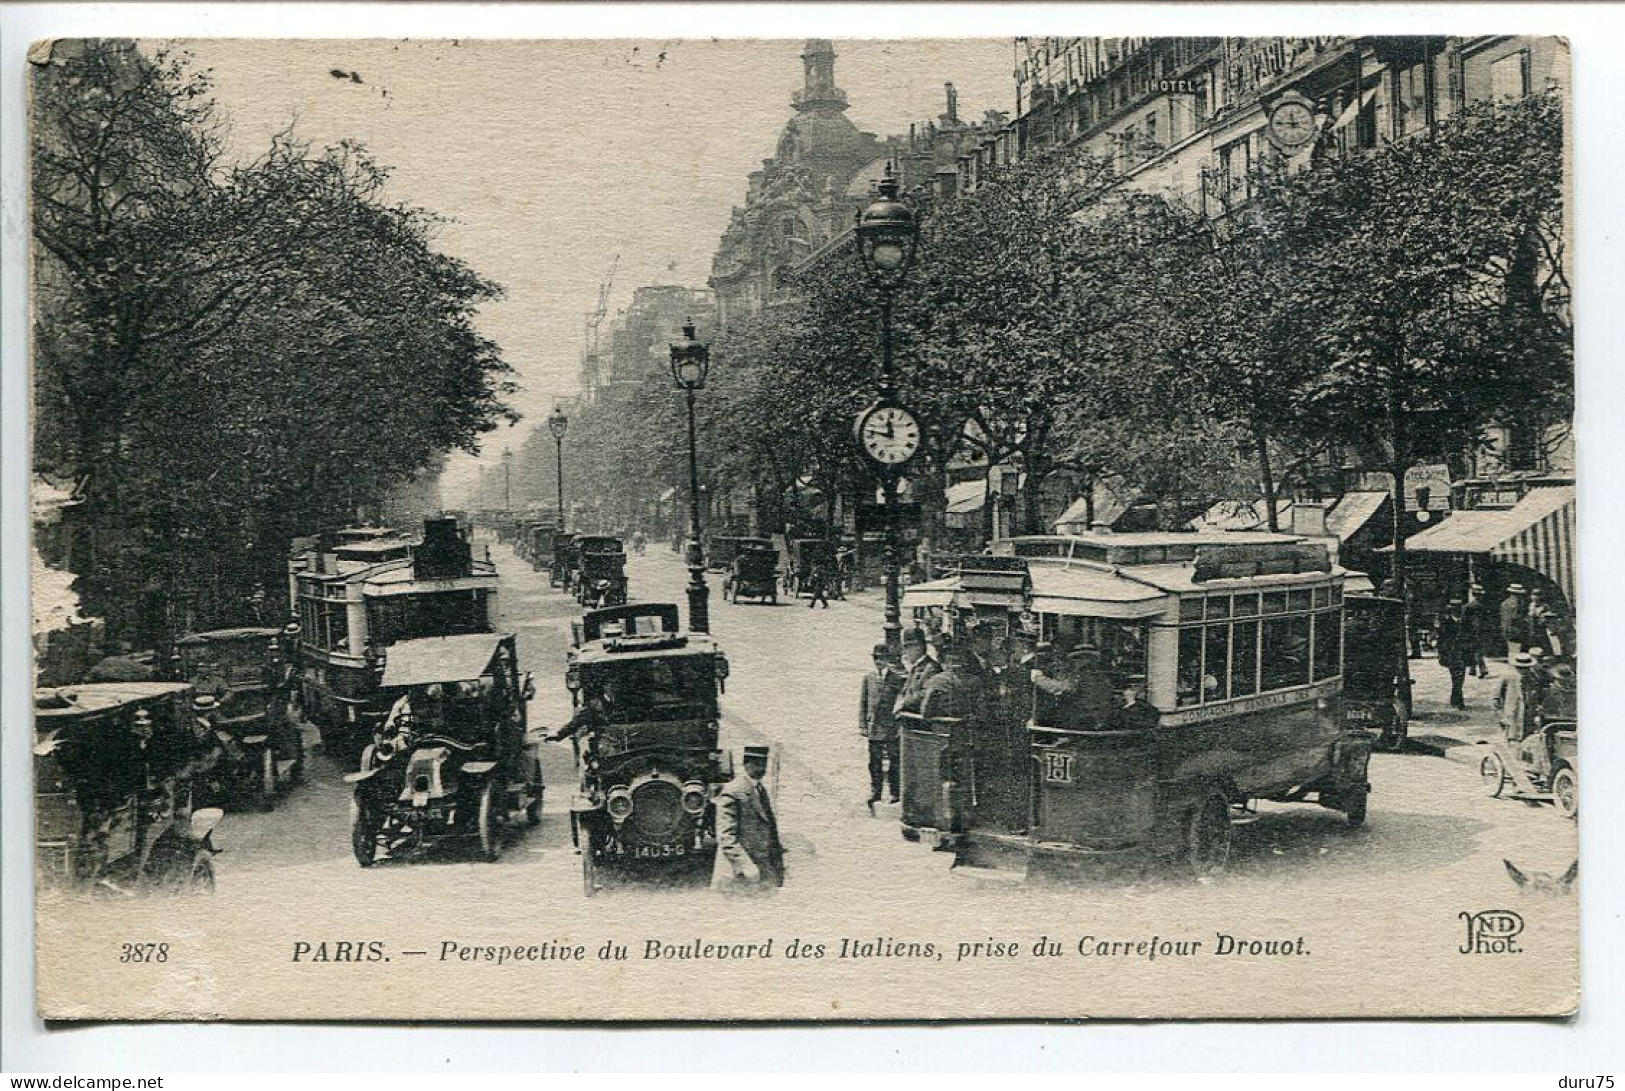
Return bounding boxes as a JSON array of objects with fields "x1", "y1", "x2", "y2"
[
  {"x1": 1113, "y1": 684, "x2": 1159, "y2": 732},
  {"x1": 920, "y1": 643, "x2": 983, "y2": 850},
  {"x1": 893, "y1": 627, "x2": 942, "y2": 718},
  {"x1": 1030, "y1": 633, "x2": 1115, "y2": 729}
]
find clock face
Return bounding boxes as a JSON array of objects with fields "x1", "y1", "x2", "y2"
[
  {"x1": 1268, "y1": 101, "x2": 1317, "y2": 148},
  {"x1": 858, "y1": 404, "x2": 922, "y2": 467}
]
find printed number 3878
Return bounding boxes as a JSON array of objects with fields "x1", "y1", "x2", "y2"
[{"x1": 119, "y1": 942, "x2": 169, "y2": 963}]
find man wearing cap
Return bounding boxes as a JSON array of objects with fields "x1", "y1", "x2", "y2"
[
  {"x1": 712, "y1": 745, "x2": 785, "y2": 892},
  {"x1": 1436, "y1": 598, "x2": 1471, "y2": 710},
  {"x1": 859, "y1": 644, "x2": 905, "y2": 809},
  {"x1": 1500, "y1": 584, "x2": 1529, "y2": 661},
  {"x1": 1031, "y1": 632, "x2": 1115, "y2": 730},
  {"x1": 893, "y1": 628, "x2": 943, "y2": 718},
  {"x1": 920, "y1": 642, "x2": 985, "y2": 848}
]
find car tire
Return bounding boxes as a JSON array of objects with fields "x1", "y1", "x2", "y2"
[
  {"x1": 188, "y1": 852, "x2": 216, "y2": 895},
  {"x1": 1343, "y1": 789, "x2": 1368, "y2": 827},
  {"x1": 1185, "y1": 792, "x2": 1233, "y2": 880},
  {"x1": 350, "y1": 795, "x2": 377, "y2": 868},
  {"x1": 1551, "y1": 766, "x2": 1577, "y2": 819},
  {"x1": 1480, "y1": 752, "x2": 1508, "y2": 797},
  {"x1": 477, "y1": 781, "x2": 502, "y2": 862},
  {"x1": 259, "y1": 747, "x2": 277, "y2": 811},
  {"x1": 582, "y1": 838, "x2": 599, "y2": 897}
]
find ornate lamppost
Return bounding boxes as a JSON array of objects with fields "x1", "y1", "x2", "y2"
[
  {"x1": 547, "y1": 405, "x2": 569, "y2": 530},
  {"x1": 670, "y1": 321, "x2": 712, "y2": 634},
  {"x1": 853, "y1": 163, "x2": 921, "y2": 652}
]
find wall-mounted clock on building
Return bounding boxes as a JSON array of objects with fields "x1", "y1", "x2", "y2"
[
  {"x1": 1265, "y1": 92, "x2": 1319, "y2": 151},
  {"x1": 854, "y1": 400, "x2": 922, "y2": 469}
]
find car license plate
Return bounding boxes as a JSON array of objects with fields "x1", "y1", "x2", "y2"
[
  {"x1": 1346, "y1": 707, "x2": 1376, "y2": 723},
  {"x1": 630, "y1": 843, "x2": 687, "y2": 859}
]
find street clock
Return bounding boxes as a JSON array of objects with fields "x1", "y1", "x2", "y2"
[
  {"x1": 854, "y1": 399, "x2": 922, "y2": 469},
  {"x1": 1265, "y1": 92, "x2": 1319, "y2": 152}
]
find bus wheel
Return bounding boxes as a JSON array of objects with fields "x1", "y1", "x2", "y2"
[{"x1": 1185, "y1": 793, "x2": 1232, "y2": 879}]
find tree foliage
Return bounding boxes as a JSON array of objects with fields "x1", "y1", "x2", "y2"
[{"x1": 32, "y1": 41, "x2": 516, "y2": 642}]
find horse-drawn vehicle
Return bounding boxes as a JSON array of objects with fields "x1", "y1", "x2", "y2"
[
  {"x1": 34, "y1": 682, "x2": 224, "y2": 894},
  {"x1": 562, "y1": 604, "x2": 731, "y2": 895},
  {"x1": 725, "y1": 542, "x2": 779, "y2": 605},
  {"x1": 345, "y1": 633, "x2": 542, "y2": 865},
  {"x1": 173, "y1": 627, "x2": 304, "y2": 810}
]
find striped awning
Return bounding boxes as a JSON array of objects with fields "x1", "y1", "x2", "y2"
[
  {"x1": 1401, "y1": 486, "x2": 1575, "y2": 602},
  {"x1": 1490, "y1": 486, "x2": 1575, "y2": 603}
]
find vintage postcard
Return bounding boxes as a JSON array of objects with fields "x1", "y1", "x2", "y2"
[{"x1": 27, "y1": 36, "x2": 1576, "y2": 1021}]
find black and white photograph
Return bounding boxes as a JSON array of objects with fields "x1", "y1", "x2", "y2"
[{"x1": 16, "y1": 29, "x2": 1581, "y2": 1024}]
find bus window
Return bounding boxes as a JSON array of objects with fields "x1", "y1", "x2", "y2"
[
  {"x1": 1230, "y1": 619, "x2": 1259, "y2": 696},
  {"x1": 1177, "y1": 627, "x2": 1203, "y2": 707},
  {"x1": 1312, "y1": 608, "x2": 1343, "y2": 681},
  {"x1": 1204, "y1": 625, "x2": 1229, "y2": 702},
  {"x1": 1262, "y1": 614, "x2": 1312, "y2": 690}
]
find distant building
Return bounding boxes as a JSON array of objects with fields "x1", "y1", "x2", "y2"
[{"x1": 710, "y1": 40, "x2": 1006, "y2": 327}]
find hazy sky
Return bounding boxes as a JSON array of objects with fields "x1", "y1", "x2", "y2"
[{"x1": 176, "y1": 38, "x2": 1017, "y2": 494}]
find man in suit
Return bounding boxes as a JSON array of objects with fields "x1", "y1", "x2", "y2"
[
  {"x1": 893, "y1": 627, "x2": 942, "y2": 718},
  {"x1": 859, "y1": 644, "x2": 905, "y2": 810},
  {"x1": 1436, "y1": 598, "x2": 1471, "y2": 710},
  {"x1": 711, "y1": 745, "x2": 785, "y2": 892},
  {"x1": 1500, "y1": 584, "x2": 1529, "y2": 661}
]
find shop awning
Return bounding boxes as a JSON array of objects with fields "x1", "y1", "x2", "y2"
[
  {"x1": 944, "y1": 480, "x2": 987, "y2": 516},
  {"x1": 1491, "y1": 486, "x2": 1576, "y2": 603},
  {"x1": 901, "y1": 578, "x2": 958, "y2": 609},
  {"x1": 1398, "y1": 486, "x2": 1575, "y2": 601},
  {"x1": 1326, "y1": 491, "x2": 1387, "y2": 542},
  {"x1": 1027, "y1": 565, "x2": 1167, "y2": 620},
  {"x1": 381, "y1": 633, "x2": 506, "y2": 688}
]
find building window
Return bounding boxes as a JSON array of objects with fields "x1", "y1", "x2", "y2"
[
  {"x1": 1394, "y1": 61, "x2": 1429, "y2": 137},
  {"x1": 1490, "y1": 49, "x2": 1531, "y2": 100}
]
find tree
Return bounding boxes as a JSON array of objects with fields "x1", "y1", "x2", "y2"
[{"x1": 32, "y1": 41, "x2": 516, "y2": 641}]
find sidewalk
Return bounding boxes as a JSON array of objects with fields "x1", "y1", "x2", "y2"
[{"x1": 1402, "y1": 653, "x2": 1510, "y2": 764}]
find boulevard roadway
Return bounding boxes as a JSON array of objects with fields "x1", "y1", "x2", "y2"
[{"x1": 199, "y1": 535, "x2": 1578, "y2": 906}]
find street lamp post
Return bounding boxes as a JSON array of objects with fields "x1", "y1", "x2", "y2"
[
  {"x1": 854, "y1": 163, "x2": 920, "y2": 653},
  {"x1": 502, "y1": 449, "x2": 513, "y2": 512},
  {"x1": 548, "y1": 405, "x2": 569, "y2": 530},
  {"x1": 670, "y1": 321, "x2": 712, "y2": 634}
]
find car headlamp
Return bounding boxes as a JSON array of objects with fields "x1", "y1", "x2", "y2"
[
  {"x1": 606, "y1": 787, "x2": 634, "y2": 822},
  {"x1": 680, "y1": 781, "x2": 708, "y2": 816}
]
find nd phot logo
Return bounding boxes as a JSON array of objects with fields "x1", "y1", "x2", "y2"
[{"x1": 1458, "y1": 909, "x2": 1524, "y2": 955}]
